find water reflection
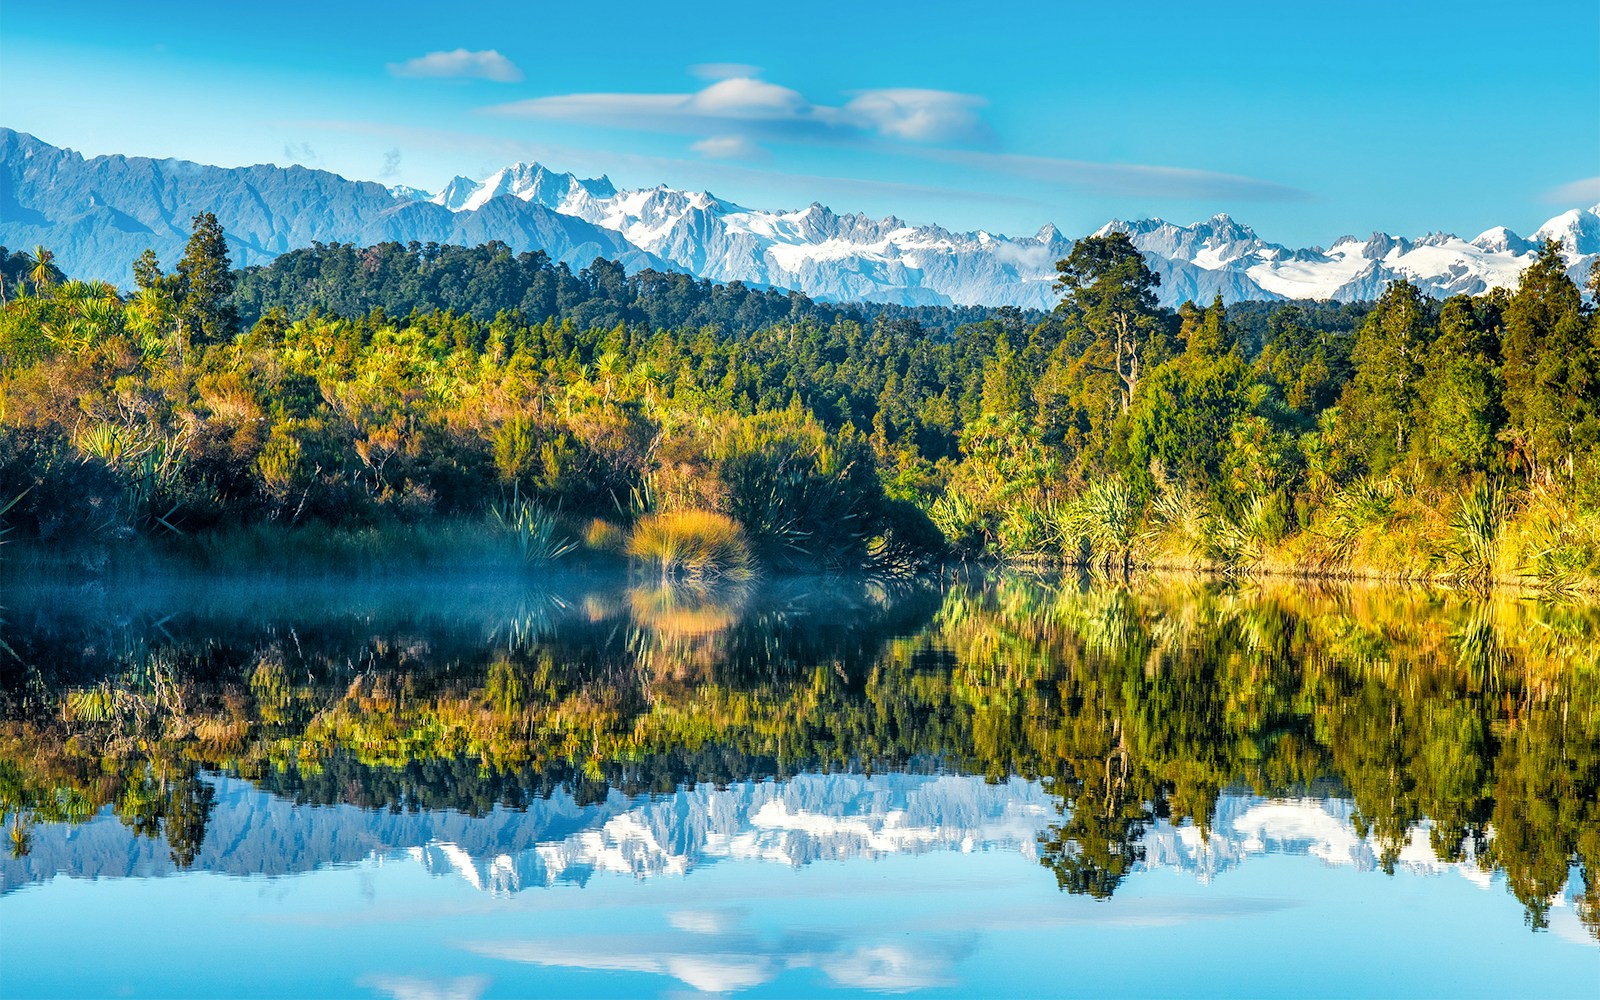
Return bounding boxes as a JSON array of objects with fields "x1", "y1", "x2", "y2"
[{"x1": 1, "y1": 571, "x2": 1597, "y2": 944}]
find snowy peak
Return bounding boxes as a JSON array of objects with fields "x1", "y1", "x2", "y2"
[
  {"x1": 444, "y1": 162, "x2": 615, "y2": 213},
  {"x1": 1471, "y1": 226, "x2": 1530, "y2": 254},
  {"x1": 431, "y1": 175, "x2": 482, "y2": 211},
  {"x1": 1096, "y1": 208, "x2": 1597, "y2": 305},
  {"x1": 1532, "y1": 204, "x2": 1600, "y2": 256}
]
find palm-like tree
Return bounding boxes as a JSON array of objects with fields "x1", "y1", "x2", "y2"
[{"x1": 27, "y1": 245, "x2": 57, "y2": 296}]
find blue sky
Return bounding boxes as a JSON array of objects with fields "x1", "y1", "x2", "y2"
[{"x1": 3, "y1": 1, "x2": 1596, "y2": 245}]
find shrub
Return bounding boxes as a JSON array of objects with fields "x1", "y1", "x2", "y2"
[
  {"x1": 490, "y1": 493, "x2": 577, "y2": 564},
  {"x1": 1443, "y1": 480, "x2": 1506, "y2": 586}
]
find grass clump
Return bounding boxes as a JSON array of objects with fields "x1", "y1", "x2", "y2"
[
  {"x1": 628, "y1": 510, "x2": 753, "y2": 580},
  {"x1": 583, "y1": 517, "x2": 628, "y2": 554}
]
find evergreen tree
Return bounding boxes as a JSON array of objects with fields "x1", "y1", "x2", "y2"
[
  {"x1": 1336, "y1": 280, "x2": 1431, "y2": 476},
  {"x1": 1415, "y1": 295, "x2": 1503, "y2": 477},
  {"x1": 1500, "y1": 241, "x2": 1594, "y2": 479},
  {"x1": 176, "y1": 211, "x2": 237, "y2": 346},
  {"x1": 1053, "y1": 232, "x2": 1166, "y2": 415}
]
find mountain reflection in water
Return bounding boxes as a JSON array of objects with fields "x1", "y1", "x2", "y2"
[{"x1": 1, "y1": 571, "x2": 1597, "y2": 945}]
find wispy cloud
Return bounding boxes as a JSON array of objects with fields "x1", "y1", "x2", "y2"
[
  {"x1": 667, "y1": 908, "x2": 746, "y2": 934},
  {"x1": 928, "y1": 149, "x2": 1313, "y2": 203},
  {"x1": 380, "y1": 147, "x2": 402, "y2": 178},
  {"x1": 279, "y1": 117, "x2": 1062, "y2": 222},
  {"x1": 283, "y1": 140, "x2": 319, "y2": 165},
  {"x1": 388, "y1": 49, "x2": 523, "y2": 83},
  {"x1": 358, "y1": 974, "x2": 490, "y2": 1000},
  {"x1": 1544, "y1": 176, "x2": 1600, "y2": 206},
  {"x1": 465, "y1": 938, "x2": 777, "y2": 994},
  {"x1": 480, "y1": 71, "x2": 1302, "y2": 202},
  {"x1": 843, "y1": 89, "x2": 989, "y2": 144},
  {"x1": 690, "y1": 135, "x2": 766, "y2": 161},
  {"x1": 462, "y1": 931, "x2": 964, "y2": 995},
  {"x1": 691, "y1": 63, "x2": 763, "y2": 81}
]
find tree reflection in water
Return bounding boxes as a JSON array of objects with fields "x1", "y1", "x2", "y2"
[{"x1": 0, "y1": 572, "x2": 1595, "y2": 936}]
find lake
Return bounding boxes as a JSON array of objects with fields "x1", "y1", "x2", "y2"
[{"x1": 1, "y1": 571, "x2": 1595, "y2": 997}]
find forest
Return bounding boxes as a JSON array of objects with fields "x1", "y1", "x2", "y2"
[{"x1": 1, "y1": 213, "x2": 1598, "y2": 586}]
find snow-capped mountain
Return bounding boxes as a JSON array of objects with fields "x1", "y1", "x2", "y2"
[
  {"x1": 1081, "y1": 211, "x2": 1589, "y2": 304},
  {"x1": 405, "y1": 159, "x2": 1600, "y2": 307},
  {"x1": 4, "y1": 128, "x2": 1596, "y2": 307},
  {"x1": 410, "y1": 162, "x2": 1072, "y2": 308}
]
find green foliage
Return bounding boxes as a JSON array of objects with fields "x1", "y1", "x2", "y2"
[
  {"x1": 1444, "y1": 479, "x2": 1507, "y2": 586},
  {"x1": 3, "y1": 225, "x2": 1598, "y2": 585},
  {"x1": 1053, "y1": 232, "x2": 1168, "y2": 415},
  {"x1": 1059, "y1": 477, "x2": 1140, "y2": 567},
  {"x1": 5, "y1": 575, "x2": 1595, "y2": 935}
]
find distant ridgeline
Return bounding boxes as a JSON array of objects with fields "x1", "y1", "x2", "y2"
[
  {"x1": 229, "y1": 240, "x2": 1036, "y2": 337},
  {"x1": 6, "y1": 127, "x2": 1596, "y2": 308}
]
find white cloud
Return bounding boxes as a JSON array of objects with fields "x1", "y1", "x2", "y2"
[
  {"x1": 358, "y1": 974, "x2": 490, "y2": 1000},
  {"x1": 844, "y1": 89, "x2": 990, "y2": 144},
  {"x1": 666, "y1": 908, "x2": 745, "y2": 934},
  {"x1": 821, "y1": 944, "x2": 955, "y2": 992},
  {"x1": 388, "y1": 49, "x2": 523, "y2": 83},
  {"x1": 484, "y1": 76, "x2": 982, "y2": 147},
  {"x1": 480, "y1": 69, "x2": 1307, "y2": 203},
  {"x1": 463, "y1": 940, "x2": 777, "y2": 994},
  {"x1": 690, "y1": 63, "x2": 763, "y2": 81},
  {"x1": 686, "y1": 77, "x2": 811, "y2": 120},
  {"x1": 1545, "y1": 176, "x2": 1600, "y2": 206},
  {"x1": 691, "y1": 135, "x2": 765, "y2": 160}
]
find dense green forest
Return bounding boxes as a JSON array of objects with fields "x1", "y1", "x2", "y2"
[{"x1": 2, "y1": 213, "x2": 1598, "y2": 585}]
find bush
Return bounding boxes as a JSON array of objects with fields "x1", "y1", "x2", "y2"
[{"x1": 490, "y1": 494, "x2": 578, "y2": 564}]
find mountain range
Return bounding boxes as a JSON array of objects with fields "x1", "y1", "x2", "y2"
[{"x1": 3, "y1": 127, "x2": 1596, "y2": 308}]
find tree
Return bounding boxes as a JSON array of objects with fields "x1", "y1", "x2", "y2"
[
  {"x1": 1053, "y1": 232, "x2": 1164, "y2": 415},
  {"x1": 27, "y1": 245, "x2": 60, "y2": 296},
  {"x1": 1415, "y1": 295, "x2": 1503, "y2": 478},
  {"x1": 1335, "y1": 280, "x2": 1431, "y2": 477},
  {"x1": 1128, "y1": 298, "x2": 1250, "y2": 501},
  {"x1": 1500, "y1": 241, "x2": 1594, "y2": 479},
  {"x1": 132, "y1": 248, "x2": 164, "y2": 291},
  {"x1": 176, "y1": 211, "x2": 237, "y2": 346}
]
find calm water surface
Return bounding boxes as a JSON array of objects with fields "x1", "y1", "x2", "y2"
[{"x1": 1, "y1": 572, "x2": 1595, "y2": 997}]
